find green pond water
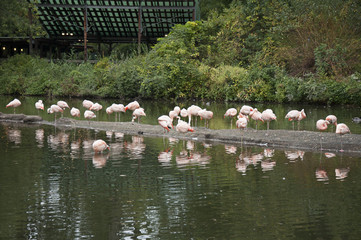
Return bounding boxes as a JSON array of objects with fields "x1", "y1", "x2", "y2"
[{"x1": 1, "y1": 96, "x2": 361, "y2": 239}]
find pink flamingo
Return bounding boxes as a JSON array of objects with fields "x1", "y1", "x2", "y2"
[
  {"x1": 326, "y1": 115, "x2": 337, "y2": 131},
  {"x1": 285, "y1": 109, "x2": 306, "y2": 130},
  {"x1": 111, "y1": 103, "x2": 125, "y2": 121},
  {"x1": 6, "y1": 98, "x2": 21, "y2": 113},
  {"x1": 180, "y1": 108, "x2": 188, "y2": 120},
  {"x1": 92, "y1": 139, "x2": 110, "y2": 153},
  {"x1": 236, "y1": 116, "x2": 248, "y2": 130},
  {"x1": 176, "y1": 119, "x2": 194, "y2": 133},
  {"x1": 125, "y1": 101, "x2": 140, "y2": 112},
  {"x1": 106, "y1": 106, "x2": 113, "y2": 117},
  {"x1": 169, "y1": 109, "x2": 179, "y2": 125},
  {"x1": 261, "y1": 109, "x2": 277, "y2": 130},
  {"x1": 70, "y1": 107, "x2": 80, "y2": 117},
  {"x1": 316, "y1": 119, "x2": 329, "y2": 150},
  {"x1": 82, "y1": 100, "x2": 94, "y2": 109},
  {"x1": 84, "y1": 110, "x2": 96, "y2": 125},
  {"x1": 47, "y1": 104, "x2": 63, "y2": 121},
  {"x1": 132, "y1": 108, "x2": 146, "y2": 123},
  {"x1": 158, "y1": 115, "x2": 173, "y2": 132},
  {"x1": 249, "y1": 108, "x2": 263, "y2": 130},
  {"x1": 198, "y1": 109, "x2": 213, "y2": 128},
  {"x1": 240, "y1": 105, "x2": 254, "y2": 116},
  {"x1": 187, "y1": 105, "x2": 202, "y2": 126},
  {"x1": 35, "y1": 100, "x2": 44, "y2": 114},
  {"x1": 336, "y1": 123, "x2": 351, "y2": 152},
  {"x1": 224, "y1": 108, "x2": 237, "y2": 128}
]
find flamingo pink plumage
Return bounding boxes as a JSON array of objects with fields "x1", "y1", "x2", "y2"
[
  {"x1": 336, "y1": 123, "x2": 351, "y2": 152},
  {"x1": 249, "y1": 108, "x2": 263, "y2": 130},
  {"x1": 82, "y1": 100, "x2": 94, "y2": 109},
  {"x1": 6, "y1": 98, "x2": 21, "y2": 113},
  {"x1": 158, "y1": 115, "x2": 173, "y2": 132},
  {"x1": 125, "y1": 101, "x2": 140, "y2": 112},
  {"x1": 176, "y1": 119, "x2": 194, "y2": 133},
  {"x1": 70, "y1": 107, "x2": 81, "y2": 117},
  {"x1": 35, "y1": 100, "x2": 44, "y2": 111},
  {"x1": 198, "y1": 109, "x2": 213, "y2": 128},
  {"x1": 261, "y1": 109, "x2": 277, "y2": 130},
  {"x1": 132, "y1": 108, "x2": 146, "y2": 123},
  {"x1": 92, "y1": 139, "x2": 110, "y2": 153}
]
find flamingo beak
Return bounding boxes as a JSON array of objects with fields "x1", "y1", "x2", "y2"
[
  {"x1": 107, "y1": 145, "x2": 110, "y2": 150},
  {"x1": 189, "y1": 128, "x2": 194, "y2": 132},
  {"x1": 124, "y1": 107, "x2": 128, "y2": 112}
]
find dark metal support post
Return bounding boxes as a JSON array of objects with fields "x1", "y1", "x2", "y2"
[
  {"x1": 83, "y1": 7, "x2": 88, "y2": 61},
  {"x1": 137, "y1": 6, "x2": 143, "y2": 54}
]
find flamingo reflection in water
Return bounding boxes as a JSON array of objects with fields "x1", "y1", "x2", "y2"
[
  {"x1": 35, "y1": 129, "x2": 44, "y2": 148},
  {"x1": 284, "y1": 150, "x2": 305, "y2": 162},
  {"x1": 315, "y1": 168, "x2": 329, "y2": 182},
  {"x1": 335, "y1": 168, "x2": 350, "y2": 180},
  {"x1": 158, "y1": 149, "x2": 173, "y2": 167},
  {"x1": 7, "y1": 129, "x2": 21, "y2": 145},
  {"x1": 124, "y1": 136, "x2": 146, "y2": 160},
  {"x1": 93, "y1": 153, "x2": 110, "y2": 168}
]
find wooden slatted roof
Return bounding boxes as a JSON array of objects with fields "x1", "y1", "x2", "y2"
[{"x1": 36, "y1": 0, "x2": 199, "y2": 44}]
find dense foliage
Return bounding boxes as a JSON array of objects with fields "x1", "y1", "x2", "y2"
[{"x1": 0, "y1": 0, "x2": 360, "y2": 104}]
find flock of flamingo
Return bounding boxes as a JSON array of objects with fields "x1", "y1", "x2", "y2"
[{"x1": 5, "y1": 98, "x2": 352, "y2": 153}]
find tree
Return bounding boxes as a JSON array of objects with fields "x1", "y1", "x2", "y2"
[{"x1": 0, "y1": 0, "x2": 46, "y2": 54}]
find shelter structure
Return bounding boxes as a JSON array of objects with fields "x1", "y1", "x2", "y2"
[
  {"x1": 1, "y1": 0, "x2": 199, "y2": 60},
  {"x1": 51, "y1": 0, "x2": 199, "y2": 60}
]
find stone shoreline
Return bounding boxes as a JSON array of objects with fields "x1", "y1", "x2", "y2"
[{"x1": 1, "y1": 112, "x2": 360, "y2": 155}]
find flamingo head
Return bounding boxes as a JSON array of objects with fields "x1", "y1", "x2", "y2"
[
  {"x1": 124, "y1": 107, "x2": 128, "y2": 112},
  {"x1": 188, "y1": 128, "x2": 194, "y2": 132},
  {"x1": 107, "y1": 145, "x2": 110, "y2": 150}
]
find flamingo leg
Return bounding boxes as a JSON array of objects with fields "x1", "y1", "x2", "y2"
[
  {"x1": 340, "y1": 135, "x2": 344, "y2": 152},
  {"x1": 267, "y1": 121, "x2": 270, "y2": 130}
]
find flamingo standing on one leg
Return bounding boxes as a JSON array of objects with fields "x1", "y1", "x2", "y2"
[
  {"x1": 57, "y1": 100, "x2": 70, "y2": 118},
  {"x1": 336, "y1": 123, "x2": 351, "y2": 152},
  {"x1": 158, "y1": 115, "x2": 173, "y2": 133},
  {"x1": 35, "y1": 100, "x2": 44, "y2": 114},
  {"x1": 224, "y1": 108, "x2": 238, "y2": 129},
  {"x1": 84, "y1": 110, "x2": 96, "y2": 125},
  {"x1": 92, "y1": 139, "x2": 110, "y2": 153},
  {"x1": 316, "y1": 119, "x2": 329, "y2": 150},
  {"x1": 6, "y1": 98, "x2": 21, "y2": 114},
  {"x1": 47, "y1": 104, "x2": 63, "y2": 122},
  {"x1": 261, "y1": 109, "x2": 277, "y2": 130}
]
